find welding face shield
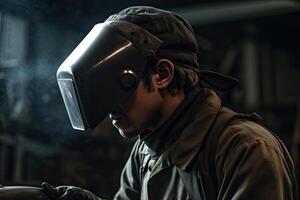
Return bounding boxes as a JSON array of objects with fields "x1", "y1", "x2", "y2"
[{"x1": 57, "y1": 21, "x2": 162, "y2": 131}]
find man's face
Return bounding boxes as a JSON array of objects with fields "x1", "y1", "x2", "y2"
[{"x1": 109, "y1": 79, "x2": 163, "y2": 138}]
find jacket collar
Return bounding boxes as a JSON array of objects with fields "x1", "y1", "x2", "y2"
[
  {"x1": 168, "y1": 89, "x2": 221, "y2": 170},
  {"x1": 140, "y1": 87, "x2": 204, "y2": 158},
  {"x1": 140, "y1": 88, "x2": 221, "y2": 171}
]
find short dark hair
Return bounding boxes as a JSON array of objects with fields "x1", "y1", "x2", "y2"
[{"x1": 141, "y1": 58, "x2": 200, "y2": 95}]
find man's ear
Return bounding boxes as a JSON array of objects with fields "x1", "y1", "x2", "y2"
[{"x1": 152, "y1": 59, "x2": 174, "y2": 89}]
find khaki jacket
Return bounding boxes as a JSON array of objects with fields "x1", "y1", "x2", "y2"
[{"x1": 114, "y1": 89, "x2": 297, "y2": 200}]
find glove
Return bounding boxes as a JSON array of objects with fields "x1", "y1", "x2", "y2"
[{"x1": 41, "y1": 182, "x2": 101, "y2": 200}]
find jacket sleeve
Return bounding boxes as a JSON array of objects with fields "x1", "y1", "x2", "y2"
[
  {"x1": 216, "y1": 121, "x2": 297, "y2": 200},
  {"x1": 114, "y1": 140, "x2": 142, "y2": 200}
]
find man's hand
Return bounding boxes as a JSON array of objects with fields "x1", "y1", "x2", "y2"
[{"x1": 41, "y1": 182, "x2": 101, "y2": 200}]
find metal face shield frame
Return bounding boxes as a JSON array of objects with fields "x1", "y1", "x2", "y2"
[
  {"x1": 57, "y1": 21, "x2": 162, "y2": 131},
  {"x1": 58, "y1": 78, "x2": 85, "y2": 130}
]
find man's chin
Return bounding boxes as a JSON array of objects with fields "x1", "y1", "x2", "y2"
[{"x1": 117, "y1": 127, "x2": 139, "y2": 139}]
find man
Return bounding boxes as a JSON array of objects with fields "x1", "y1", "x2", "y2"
[{"x1": 42, "y1": 6, "x2": 297, "y2": 200}]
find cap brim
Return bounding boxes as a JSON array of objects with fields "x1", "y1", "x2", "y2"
[{"x1": 197, "y1": 70, "x2": 239, "y2": 91}]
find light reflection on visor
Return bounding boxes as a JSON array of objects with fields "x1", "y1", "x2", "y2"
[{"x1": 58, "y1": 79, "x2": 85, "y2": 130}]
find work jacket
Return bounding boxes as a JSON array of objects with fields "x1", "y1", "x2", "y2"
[{"x1": 114, "y1": 88, "x2": 297, "y2": 200}]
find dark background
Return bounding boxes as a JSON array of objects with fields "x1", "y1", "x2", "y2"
[{"x1": 0, "y1": 0, "x2": 299, "y2": 199}]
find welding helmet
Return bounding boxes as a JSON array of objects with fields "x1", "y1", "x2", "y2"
[{"x1": 57, "y1": 21, "x2": 162, "y2": 131}]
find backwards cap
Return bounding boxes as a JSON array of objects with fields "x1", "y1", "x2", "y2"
[{"x1": 106, "y1": 6, "x2": 238, "y2": 91}]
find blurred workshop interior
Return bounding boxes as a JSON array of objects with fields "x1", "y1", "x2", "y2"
[{"x1": 0, "y1": 0, "x2": 300, "y2": 198}]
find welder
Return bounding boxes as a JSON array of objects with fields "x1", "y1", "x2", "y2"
[{"x1": 42, "y1": 6, "x2": 297, "y2": 200}]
